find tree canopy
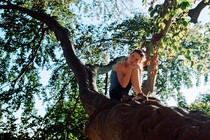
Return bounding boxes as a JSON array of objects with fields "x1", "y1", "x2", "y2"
[{"x1": 0, "y1": 0, "x2": 210, "y2": 139}]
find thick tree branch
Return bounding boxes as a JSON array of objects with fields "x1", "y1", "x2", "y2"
[
  {"x1": 96, "y1": 56, "x2": 127, "y2": 74},
  {"x1": 188, "y1": 0, "x2": 210, "y2": 23},
  {"x1": 144, "y1": 0, "x2": 174, "y2": 95}
]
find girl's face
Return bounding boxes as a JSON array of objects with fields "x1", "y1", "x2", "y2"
[{"x1": 127, "y1": 52, "x2": 142, "y2": 66}]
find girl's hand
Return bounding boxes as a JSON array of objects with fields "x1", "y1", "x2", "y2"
[{"x1": 128, "y1": 64, "x2": 139, "y2": 70}]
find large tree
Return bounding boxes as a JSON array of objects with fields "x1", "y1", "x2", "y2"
[{"x1": 0, "y1": 0, "x2": 210, "y2": 139}]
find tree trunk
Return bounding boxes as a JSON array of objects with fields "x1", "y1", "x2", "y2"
[{"x1": 143, "y1": 53, "x2": 159, "y2": 95}]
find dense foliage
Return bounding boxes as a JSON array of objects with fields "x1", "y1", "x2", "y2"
[{"x1": 189, "y1": 93, "x2": 210, "y2": 114}]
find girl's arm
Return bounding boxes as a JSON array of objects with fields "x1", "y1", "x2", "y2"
[
  {"x1": 115, "y1": 63, "x2": 133, "y2": 88},
  {"x1": 131, "y1": 68, "x2": 143, "y2": 94}
]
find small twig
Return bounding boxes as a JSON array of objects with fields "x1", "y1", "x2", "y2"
[
  {"x1": 11, "y1": 23, "x2": 46, "y2": 86},
  {"x1": 104, "y1": 73, "x2": 109, "y2": 95}
]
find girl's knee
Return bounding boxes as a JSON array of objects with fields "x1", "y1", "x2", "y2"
[{"x1": 131, "y1": 68, "x2": 141, "y2": 76}]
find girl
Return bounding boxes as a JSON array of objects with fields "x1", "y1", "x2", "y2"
[{"x1": 109, "y1": 49, "x2": 147, "y2": 102}]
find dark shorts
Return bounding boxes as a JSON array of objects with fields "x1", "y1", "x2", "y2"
[{"x1": 109, "y1": 83, "x2": 131, "y2": 101}]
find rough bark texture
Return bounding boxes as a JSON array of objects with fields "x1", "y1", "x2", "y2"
[{"x1": 85, "y1": 98, "x2": 210, "y2": 140}]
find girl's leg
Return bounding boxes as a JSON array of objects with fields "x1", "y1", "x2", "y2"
[
  {"x1": 131, "y1": 68, "x2": 148, "y2": 101},
  {"x1": 131, "y1": 68, "x2": 142, "y2": 95},
  {"x1": 109, "y1": 85, "x2": 124, "y2": 101}
]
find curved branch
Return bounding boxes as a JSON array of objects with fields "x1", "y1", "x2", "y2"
[
  {"x1": 96, "y1": 56, "x2": 127, "y2": 74},
  {"x1": 188, "y1": 0, "x2": 210, "y2": 23}
]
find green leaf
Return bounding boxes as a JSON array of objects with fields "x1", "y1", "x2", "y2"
[{"x1": 179, "y1": 1, "x2": 190, "y2": 10}]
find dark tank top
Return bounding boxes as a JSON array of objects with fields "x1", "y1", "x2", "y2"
[{"x1": 109, "y1": 70, "x2": 131, "y2": 95}]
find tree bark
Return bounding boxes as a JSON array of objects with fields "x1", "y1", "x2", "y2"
[
  {"x1": 188, "y1": 0, "x2": 210, "y2": 23},
  {"x1": 85, "y1": 101, "x2": 210, "y2": 140},
  {"x1": 144, "y1": 15, "x2": 173, "y2": 95}
]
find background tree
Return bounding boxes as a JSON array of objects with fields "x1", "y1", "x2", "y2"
[
  {"x1": 0, "y1": 0, "x2": 210, "y2": 139},
  {"x1": 189, "y1": 93, "x2": 210, "y2": 115}
]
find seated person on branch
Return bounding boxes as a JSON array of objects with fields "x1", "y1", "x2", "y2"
[{"x1": 109, "y1": 49, "x2": 148, "y2": 102}]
